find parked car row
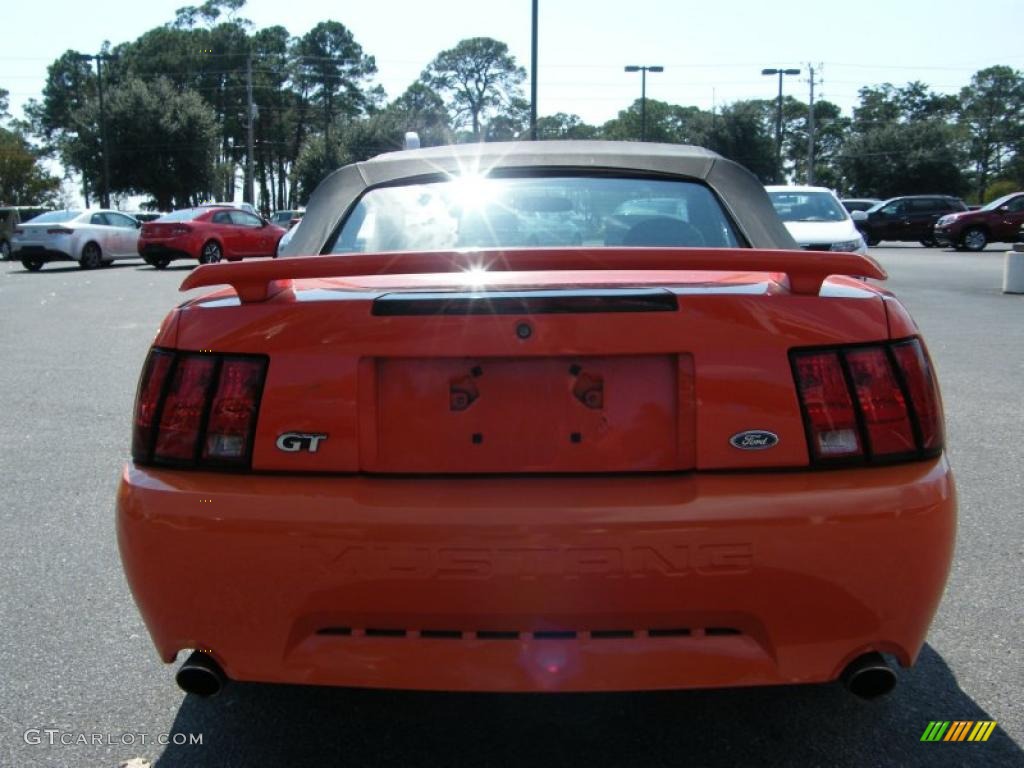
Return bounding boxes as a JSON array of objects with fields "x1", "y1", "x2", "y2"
[
  {"x1": 5, "y1": 204, "x2": 289, "y2": 271},
  {"x1": 843, "y1": 192, "x2": 1024, "y2": 251}
]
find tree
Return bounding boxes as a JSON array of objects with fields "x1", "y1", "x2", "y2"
[
  {"x1": 535, "y1": 113, "x2": 599, "y2": 140},
  {"x1": 958, "y1": 66, "x2": 1024, "y2": 200},
  {"x1": 388, "y1": 82, "x2": 453, "y2": 146},
  {"x1": 293, "y1": 132, "x2": 344, "y2": 204},
  {"x1": 839, "y1": 121, "x2": 965, "y2": 198},
  {"x1": 295, "y1": 21, "x2": 377, "y2": 156},
  {"x1": 601, "y1": 99, "x2": 711, "y2": 144},
  {"x1": 24, "y1": 51, "x2": 100, "y2": 203},
  {"x1": 96, "y1": 77, "x2": 219, "y2": 210},
  {"x1": 0, "y1": 127, "x2": 61, "y2": 204},
  {"x1": 853, "y1": 82, "x2": 956, "y2": 133},
  {"x1": 422, "y1": 37, "x2": 525, "y2": 140},
  {"x1": 706, "y1": 101, "x2": 776, "y2": 182},
  {"x1": 780, "y1": 97, "x2": 851, "y2": 190},
  {"x1": 484, "y1": 96, "x2": 530, "y2": 141},
  {"x1": 173, "y1": 0, "x2": 250, "y2": 29}
]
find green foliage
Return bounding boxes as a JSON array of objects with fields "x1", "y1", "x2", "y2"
[
  {"x1": 982, "y1": 179, "x2": 1019, "y2": 203},
  {"x1": 422, "y1": 37, "x2": 525, "y2": 140},
  {"x1": 100, "y1": 77, "x2": 219, "y2": 210},
  {"x1": 957, "y1": 66, "x2": 1024, "y2": 200},
  {"x1": 839, "y1": 121, "x2": 965, "y2": 197},
  {"x1": 601, "y1": 99, "x2": 712, "y2": 145},
  {"x1": 388, "y1": 82, "x2": 453, "y2": 146},
  {"x1": 296, "y1": 21, "x2": 377, "y2": 129},
  {"x1": 705, "y1": 100, "x2": 776, "y2": 183},
  {"x1": 0, "y1": 127, "x2": 61, "y2": 205},
  {"x1": 535, "y1": 113, "x2": 599, "y2": 140}
]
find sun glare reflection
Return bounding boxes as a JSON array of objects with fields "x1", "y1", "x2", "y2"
[
  {"x1": 448, "y1": 173, "x2": 498, "y2": 211},
  {"x1": 458, "y1": 263, "x2": 491, "y2": 288}
]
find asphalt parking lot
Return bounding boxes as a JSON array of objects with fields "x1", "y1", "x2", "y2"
[{"x1": 0, "y1": 245, "x2": 1021, "y2": 768}]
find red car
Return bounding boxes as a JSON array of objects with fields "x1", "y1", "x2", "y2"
[
  {"x1": 138, "y1": 207, "x2": 286, "y2": 269},
  {"x1": 118, "y1": 142, "x2": 955, "y2": 701},
  {"x1": 933, "y1": 191, "x2": 1024, "y2": 251}
]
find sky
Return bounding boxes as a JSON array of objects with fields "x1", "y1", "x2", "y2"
[{"x1": 3, "y1": 0, "x2": 1023, "y2": 127}]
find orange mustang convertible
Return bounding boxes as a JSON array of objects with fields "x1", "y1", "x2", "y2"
[{"x1": 117, "y1": 141, "x2": 955, "y2": 699}]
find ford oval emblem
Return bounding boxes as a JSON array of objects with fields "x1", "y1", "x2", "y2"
[{"x1": 729, "y1": 430, "x2": 779, "y2": 450}]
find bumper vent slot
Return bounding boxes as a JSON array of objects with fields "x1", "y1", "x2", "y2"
[{"x1": 316, "y1": 626, "x2": 741, "y2": 640}]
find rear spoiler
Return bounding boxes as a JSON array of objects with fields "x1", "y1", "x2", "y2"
[{"x1": 179, "y1": 248, "x2": 887, "y2": 302}]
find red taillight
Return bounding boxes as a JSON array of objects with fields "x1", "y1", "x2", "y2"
[
  {"x1": 202, "y1": 357, "x2": 266, "y2": 465},
  {"x1": 844, "y1": 347, "x2": 915, "y2": 456},
  {"x1": 13, "y1": 228, "x2": 24, "y2": 235},
  {"x1": 131, "y1": 349, "x2": 173, "y2": 460},
  {"x1": 892, "y1": 339, "x2": 944, "y2": 453},
  {"x1": 793, "y1": 351, "x2": 862, "y2": 460},
  {"x1": 155, "y1": 355, "x2": 217, "y2": 462},
  {"x1": 131, "y1": 349, "x2": 267, "y2": 468},
  {"x1": 793, "y1": 339, "x2": 944, "y2": 465}
]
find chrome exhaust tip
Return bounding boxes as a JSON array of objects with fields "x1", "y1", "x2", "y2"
[
  {"x1": 175, "y1": 651, "x2": 227, "y2": 697},
  {"x1": 841, "y1": 652, "x2": 896, "y2": 700}
]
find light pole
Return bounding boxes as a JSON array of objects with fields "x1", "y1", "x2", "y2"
[
  {"x1": 78, "y1": 52, "x2": 117, "y2": 208},
  {"x1": 624, "y1": 65, "x2": 663, "y2": 141},
  {"x1": 761, "y1": 67, "x2": 800, "y2": 183},
  {"x1": 530, "y1": 0, "x2": 538, "y2": 140}
]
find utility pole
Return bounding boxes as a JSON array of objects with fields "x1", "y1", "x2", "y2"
[
  {"x1": 245, "y1": 54, "x2": 255, "y2": 206},
  {"x1": 530, "y1": 0, "x2": 538, "y2": 140},
  {"x1": 807, "y1": 64, "x2": 821, "y2": 186},
  {"x1": 78, "y1": 52, "x2": 116, "y2": 208}
]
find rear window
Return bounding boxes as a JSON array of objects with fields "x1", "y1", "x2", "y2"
[
  {"x1": 327, "y1": 176, "x2": 741, "y2": 254},
  {"x1": 29, "y1": 211, "x2": 81, "y2": 224},
  {"x1": 768, "y1": 191, "x2": 848, "y2": 222},
  {"x1": 159, "y1": 209, "x2": 205, "y2": 222}
]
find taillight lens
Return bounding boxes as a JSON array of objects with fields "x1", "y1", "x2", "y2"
[
  {"x1": 792, "y1": 338, "x2": 944, "y2": 465},
  {"x1": 131, "y1": 348, "x2": 267, "y2": 468},
  {"x1": 131, "y1": 349, "x2": 174, "y2": 460},
  {"x1": 844, "y1": 347, "x2": 915, "y2": 456},
  {"x1": 793, "y1": 351, "x2": 862, "y2": 460},
  {"x1": 891, "y1": 339, "x2": 944, "y2": 453},
  {"x1": 202, "y1": 358, "x2": 266, "y2": 465},
  {"x1": 154, "y1": 355, "x2": 217, "y2": 462}
]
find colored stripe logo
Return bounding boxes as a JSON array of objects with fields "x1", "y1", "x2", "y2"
[{"x1": 921, "y1": 721, "x2": 997, "y2": 742}]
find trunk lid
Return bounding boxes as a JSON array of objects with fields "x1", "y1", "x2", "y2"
[{"x1": 169, "y1": 252, "x2": 892, "y2": 474}]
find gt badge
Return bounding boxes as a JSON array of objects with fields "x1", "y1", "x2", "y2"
[
  {"x1": 729, "y1": 430, "x2": 779, "y2": 450},
  {"x1": 276, "y1": 432, "x2": 328, "y2": 453}
]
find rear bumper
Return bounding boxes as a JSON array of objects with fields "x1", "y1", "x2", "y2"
[
  {"x1": 139, "y1": 242, "x2": 194, "y2": 261},
  {"x1": 117, "y1": 458, "x2": 956, "y2": 692},
  {"x1": 12, "y1": 246, "x2": 72, "y2": 262}
]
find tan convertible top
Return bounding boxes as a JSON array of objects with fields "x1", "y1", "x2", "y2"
[{"x1": 284, "y1": 140, "x2": 797, "y2": 257}]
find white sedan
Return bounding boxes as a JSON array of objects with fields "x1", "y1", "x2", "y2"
[
  {"x1": 765, "y1": 185, "x2": 867, "y2": 255},
  {"x1": 11, "y1": 209, "x2": 143, "y2": 271}
]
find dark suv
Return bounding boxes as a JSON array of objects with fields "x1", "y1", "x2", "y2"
[
  {"x1": 932, "y1": 192, "x2": 1024, "y2": 251},
  {"x1": 855, "y1": 195, "x2": 968, "y2": 247}
]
